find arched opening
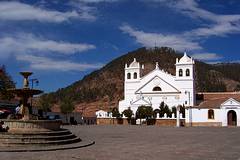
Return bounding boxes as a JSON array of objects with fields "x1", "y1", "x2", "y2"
[
  {"x1": 208, "y1": 109, "x2": 214, "y2": 119},
  {"x1": 133, "y1": 72, "x2": 137, "y2": 79},
  {"x1": 186, "y1": 69, "x2": 190, "y2": 76},
  {"x1": 227, "y1": 110, "x2": 237, "y2": 126},
  {"x1": 127, "y1": 73, "x2": 131, "y2": 79},
  {"x1": 153, "y1": 86, "x2": 162, "y2": 91},
  {"x1": 179, "y1": 69, "x2": 183, "y2": 77}
]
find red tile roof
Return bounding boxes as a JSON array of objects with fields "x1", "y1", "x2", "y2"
[{"x1": 195, "y1": 92, "x2": 240, "y2": 109}]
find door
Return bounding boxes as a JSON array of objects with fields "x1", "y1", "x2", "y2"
[{"x1": 227, "y1": 110, "x2": 237, "y2": 126}]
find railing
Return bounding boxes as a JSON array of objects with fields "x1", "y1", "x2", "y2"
[{"x1": 96, "y1": 112, "x2": 185, "y2": 119}]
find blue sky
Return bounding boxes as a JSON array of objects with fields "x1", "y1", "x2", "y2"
[{"x1": 0, "y1": 0, "x2": 240, "y2": 93}]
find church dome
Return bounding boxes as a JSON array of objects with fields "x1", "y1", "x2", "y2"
[
  {"x1": 129, "y1": 58, "x2": 139, "y2": 68},
  {"x1": 177, "y1": 52, "x2": 194, "y2": 64}
]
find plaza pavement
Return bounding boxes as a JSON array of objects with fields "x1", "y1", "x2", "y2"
[{"x1": 1, "y1": 125, "x2": 240, "y2": 160}]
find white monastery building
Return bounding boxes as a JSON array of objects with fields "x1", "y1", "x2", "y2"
[
  {"x1": 118, "y1": 52, "x2": 195, "y2": 115},
  {"x1": 117, "y1": 53, "x2": 240, "y2": 127},
  {"x1": 96, "y1": 52, "x2": 240, "y2": 127},
  {"x1": 187, "y1": 93, "x2": 240, "y2": 126}
]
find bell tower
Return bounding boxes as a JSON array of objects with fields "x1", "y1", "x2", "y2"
[
  {"x1": 175, "y1": 52, "x2": 195, "y2": 106},
  {"x1": 124, "y1": 58, "x2": 141, "y2": 100},
  {"x1": 125, "y1": 58, "x2": 140, "y2": 81}
]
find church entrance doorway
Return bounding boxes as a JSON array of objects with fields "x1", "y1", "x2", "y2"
[{"x1": 227, "y1": 110, "x2": 237, "y2": 126}]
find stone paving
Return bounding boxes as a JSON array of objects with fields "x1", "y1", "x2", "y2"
[{"x1": 1, "y1": 125, "x2": 240, "y2": 160}]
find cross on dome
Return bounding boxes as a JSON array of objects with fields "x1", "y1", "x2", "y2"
[
  {"x1": 176, "y1": 52, "x2": 194, "y2": 64},
  {"x1": 128, "y1": 58, "x2": 140, "y2": 68},
  {"x1": 155, "y1": 62, "x2": 159, "y2": 69}
]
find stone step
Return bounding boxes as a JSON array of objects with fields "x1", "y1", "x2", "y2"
[
  {"x1": 0, "y1": 130, "x2": 73, "y2": 138},
  {"x1": 4, "y1": 129, "x2": 71, "y2": 136},
  {"x1": 2, "y1": 137, "x2": 81, "y2": 146},
  {"x1": 0, "y1": 133, "x2": 77, "y2": 142}
]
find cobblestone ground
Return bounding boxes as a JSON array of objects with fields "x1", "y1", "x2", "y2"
[{"x1": 1, "y1": 125, "x2": 240, "y2": 160}]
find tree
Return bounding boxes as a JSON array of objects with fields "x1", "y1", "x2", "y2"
[
  {"x1": 159, "y1": 102, "x2": 171, "y2": 117},
  {"x1": 171, "y1": 106, "x2": 177, "y2": 118},
  {"x1": 153, "y1": 109, "x2": 160, "y2": 118},
  {"x1": 164, "y1": 105, "x2": 172, "y2": 117},
  {"x1": 235, "y1": 84, "x2": 240, "y2": 91},
  {"x1": 159, "y1": 102, "x2": 165, "y2": 117},
  {"x1": 136, "y1": 105, "x2": 153, "y2": 119},
  {"x1": 180, "y1": 105, "x2": 185, "y2": 118},
  {"x1": 0, "y1": 65, "x2": 15, "y2": 100},
  {"x1": 136, "y1": 105, "x2": 153, "y2": 125},
  {"x1": 37, "y1": 94, "x2": 54, "y2": 112},
  {"x1": 111, "y1": 107, "x2": 120, "y2": 124},
  {"x1": 122, "y1": 108, "x2": 133, "y2": 124},
  {"x1": 60, "y1": 98, "x2": 75, "y2": 123}
]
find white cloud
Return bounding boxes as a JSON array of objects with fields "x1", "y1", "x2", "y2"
[
  {"x1": 187, "y1": 22, "x2": 240, "y2": 38},
  {"x1": 158, "y1": 0, "x2": 240, "y2": 37},
  {"x1": 16, "y1": 54, "x2": 102, "y2": 71},
  {"x1": 0, "y1": 33, "x2": 95, "y2": 57},
  {"x1": 191, "y1": 53, "x2": 223, "y2": 61},
  {"x1": 75, "y1": 0, "x2": 119, "y2": 3},
  {"x1": 119, "y1": 24, "x2": 202, "y2": 51},
  {"x1": 0, "y1": 1, "x2": 96, "y2": 23},
  {"x1": 120, "y1": 0, "x2": 240, "y2": 62},
  {"x1": 0, "y1": 32, "x2": 98, "y2": 72}
]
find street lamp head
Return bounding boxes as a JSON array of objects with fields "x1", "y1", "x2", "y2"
[{"x1": 36, "y1": 80, "x2": 39, "y2": 86}]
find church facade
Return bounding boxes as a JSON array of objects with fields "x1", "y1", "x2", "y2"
[
  {"x1": 96, "y1": 52, "x2": 240, "y2": 127},
  {"x1": 118, "y1": 53, "x2": 195, "y2": 115},
  {"x1": 117, "y1": 53, "x2": 240, "y2": 127}
]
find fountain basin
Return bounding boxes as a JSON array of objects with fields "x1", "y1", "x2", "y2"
[{"x1": 2, "y1": 120, "x2": 61, "y2": 133}]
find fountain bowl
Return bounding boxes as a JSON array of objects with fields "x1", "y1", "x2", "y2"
[{"x1": 3, "y1": 119, "x2": 62, "y2": 133}]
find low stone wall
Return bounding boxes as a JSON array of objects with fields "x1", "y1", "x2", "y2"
[
  {"x1": 97, "y1": 118, "x2": 185, "y2": 126},
  {"x1": 3, "y1": 119, "x2": 62, "y2": 133},
  {"x1": 97, "y1": 118, "x2": 129, "y2": 125},
  {"x1": 155, "y1": 119, "x2": 185, "y2": 126},
  {"x1": 155, "y1": 119, "x2": 176, "y2": 126},
  {"x1": 185, "y1": 122, "x2": 222, "y2": 127},
  {"x1": 97, "y1": 118, "x2": 112, "y2": 125}
]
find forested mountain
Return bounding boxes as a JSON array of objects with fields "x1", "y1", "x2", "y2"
[{"x1": 40, "y1": 47, "x2": 240, "y2": 116}]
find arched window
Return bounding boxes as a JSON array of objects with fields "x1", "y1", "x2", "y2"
[
  {"x1": 133, "y1": 72, "x2": 137, "y2": 79},
  {"x1": 186, "y1": 69, "x2": 190, "y2": 76},
  {"x1": 208, "y1": 109, "x2": 214, "y2": 119},
  {"x1": 153, "y1": 86, "x2": 162, "y2": 91},
  {"x1": 179, "y1": 69, "x2": 183, "y2": 77},
  {"x1": 127, "y1": 73, "x2": 131, "y2": 79}
]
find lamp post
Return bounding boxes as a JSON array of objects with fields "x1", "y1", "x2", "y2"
[
  {"x1": 30, "y1": 78, "x2": 39, "y2": 107},
  {"x1": 30, "y1": 79, "x2": 39, "y2": 89},
  {"x1": 185, "y1": 91, "x2": 192, "y2": 126}
]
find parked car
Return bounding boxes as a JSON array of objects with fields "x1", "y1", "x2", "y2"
[
  {"x1": 0, "y1": 109, "x2": 12, "y2": 119},
  {"x1": 47, "y1": 115, "x2": 61, "y2": 120}
]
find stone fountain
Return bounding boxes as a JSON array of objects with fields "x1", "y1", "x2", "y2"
[
  {"x1": 4, "y1": 71, "x2": 62, "y2": 133},
  {"x1": 0, "y1": 72, "x2": 92, "y2": 151},
  {"x1": 9, "y1": 72, "x2": 42, "y2": 120}
]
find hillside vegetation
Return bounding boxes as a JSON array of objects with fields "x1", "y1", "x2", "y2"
[{"x1": 40, "y1": 47, "x2": 240, "y2": 115}]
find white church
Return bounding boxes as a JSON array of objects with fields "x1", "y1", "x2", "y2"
[
  {"x1": 97, "y1": 53, "x2": 240, "y2": 127},
  {"x1": 118, "y1": 52, "x2": 195, "y2": 114}
]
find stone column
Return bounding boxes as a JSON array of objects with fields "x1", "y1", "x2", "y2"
[
  {"x1": 157, "y1": 113, "x2": 160, "y2": 119},
  {"x1": 176, "y1": 106, "x2": 180, "y2": 127}
]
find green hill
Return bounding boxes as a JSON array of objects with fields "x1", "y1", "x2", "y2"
[{"x1": 41, "y1": 47, "x2": 240, "y2": 115}]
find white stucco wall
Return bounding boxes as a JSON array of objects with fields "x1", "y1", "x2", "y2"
[
  {"x1": 185, "y1": 108, "x2": 222, "y2": 123},
  {"x1": 119, "y1": 54, "x2": 195, "y2": 115},
  {"x1": 96, "y1": 110, "x2": 112, "y2": 118},
  {"x1": 185, "y1": 98, "x2": 240, "y2": 126}
]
